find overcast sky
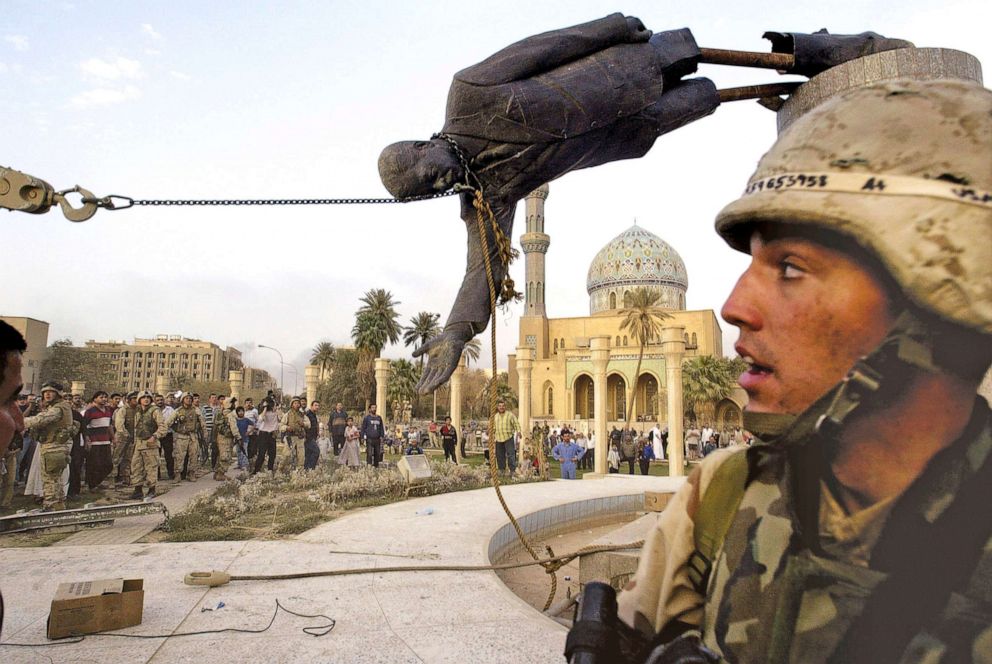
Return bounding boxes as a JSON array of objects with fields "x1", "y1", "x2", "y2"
[{"x1": 2, "y1": 0, "x2": 989, "y2": 390}]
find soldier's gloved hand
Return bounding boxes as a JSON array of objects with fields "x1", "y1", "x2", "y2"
[
  {"x1": 763, "y1": 29, "x2": 915, "y2": 77},
  {"x1": 413, "y1": 322, "x2": 475, "y2": 394}
]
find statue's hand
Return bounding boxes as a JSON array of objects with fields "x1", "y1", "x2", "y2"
[{"x1": 413, "y1": 324, "x2": 474, "y2": 394}]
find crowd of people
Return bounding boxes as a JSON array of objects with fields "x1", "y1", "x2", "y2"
[{"x1": 1, "y1": 370, "x2": 760, "y2": 512}]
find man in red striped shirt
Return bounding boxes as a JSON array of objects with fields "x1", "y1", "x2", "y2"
[{"x1": 82, "y1": 391, "x2": 114, "y2": 490}]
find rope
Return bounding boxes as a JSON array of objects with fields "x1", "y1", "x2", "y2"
[
  {"x1": 226, "y1": 540, "x2": 645, "y2": 582},
  {"x1": 471, "y1": 188, "x2": 562, "y2": 611}
]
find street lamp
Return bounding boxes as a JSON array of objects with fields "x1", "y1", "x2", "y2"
[
  {"x1": 257, "y1": 344, "x2": 284, "y2": 394},
  {"x1": 285, "y1": 364, "x2": 300, "y2": 396}
]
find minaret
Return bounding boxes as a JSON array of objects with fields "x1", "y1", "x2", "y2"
[{"x1": 521, "y1": 184, "x2": 550, "y2": 317}]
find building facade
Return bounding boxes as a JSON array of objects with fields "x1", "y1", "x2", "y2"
[
  {"x1": 80, "y1": 334, "x2": 243, "y2": 393},
  {"x1": 508, "y1": 187, "x2": 747, "y2": 435},
  {"x1": 0, "y1": 316, "x2": 49, "y2": 394}
]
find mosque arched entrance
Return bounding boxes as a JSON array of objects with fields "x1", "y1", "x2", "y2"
[
  {"x1": 607, "y1": 373, "x2": 626, "y2": 421},
  {"x1": 573, "y1": 374, "x2": 594, "y2": 419}
]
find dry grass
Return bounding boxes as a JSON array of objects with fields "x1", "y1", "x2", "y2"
[{"x1": 161, "y1": 458, "x2": 541, "y2": 542}]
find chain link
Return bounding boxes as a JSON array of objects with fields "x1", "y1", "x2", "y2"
[{"x1": 82, "y1": 189, "x2": 458, "y2": 212}]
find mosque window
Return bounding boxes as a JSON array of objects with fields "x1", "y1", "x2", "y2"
[
  {"x1": 526, "y1": 335, "x2": 536, "y2": 347},
  {"x1": 547, "y1": 386, "x2": 554, "y2": 415},
  {"x1": 609, "y1": 292, "x2": 617, "y2": 309},
  {"x1": 691, "y1": 332, "x2": 698, "y2": 347},
  {"x1": 553, "y1": 339, "x2": 558, "y2": 353},
  {"x1": 623, "y1": 291, "x2": 632, "y2": 308},
  {"x1": 616, "y1": 336, "x2": 621, "y2": 346},
  {"x1": 560, "y1": 338, "x2": 565, "y2": 349},
  {"x1": 623, "y1": 336, "x2": 629, "y2": 346}
]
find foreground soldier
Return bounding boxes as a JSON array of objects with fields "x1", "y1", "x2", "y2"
[
  {"x1": 166, "y1": 392, "x2": 206, "y2": 482},
  {"x1": 130, "y1": 390, "x2": 165, "y2": 499},
  {"x1": 611, "y1": 79, "x2": 991, "y2": 663},
  {"x1": 22, "y1": 382, "x2": 75, "y2": 511}
]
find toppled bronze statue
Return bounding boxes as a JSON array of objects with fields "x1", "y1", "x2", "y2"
[{"x1": 378, "y1": 13, "x2": 912, "y2": 393}]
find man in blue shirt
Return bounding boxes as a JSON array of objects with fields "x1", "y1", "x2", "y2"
[
  {"x1": 552, "y1": 430, "x2": 585, "y2": 480},
  {"x1": 360, "y1": 404, "x2": 385, "y2": 468}
]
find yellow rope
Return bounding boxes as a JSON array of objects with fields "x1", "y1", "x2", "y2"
[{"x1": 472, "y1": 189, "x2": 562, "y2": 611}]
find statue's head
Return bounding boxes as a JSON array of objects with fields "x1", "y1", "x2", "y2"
[{"x1": 378, "y1": 139, "x2": 463, "y2": 199}]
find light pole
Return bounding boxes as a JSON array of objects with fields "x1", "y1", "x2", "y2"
[
  {"x1": 258, "y1": 344, "x2": 284, "y2": 395},
  {"x1": 285, "y1": 364, "x2": 300, "y2": 397}
]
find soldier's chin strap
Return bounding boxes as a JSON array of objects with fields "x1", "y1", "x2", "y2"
[
  {"x1": 814, "y1": 310, "x2": 938, "y2": 437},
  {"x1": 742, "y1": 310, "x2": 938, "y2": 446}
]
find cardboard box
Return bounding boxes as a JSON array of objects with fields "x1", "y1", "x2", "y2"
[
  {"x1": 47, "y1": 578, "x2": 144, "y2": 639},
  {"x1": 644, "y1": 491, "x2": 673, "y2": 512}
]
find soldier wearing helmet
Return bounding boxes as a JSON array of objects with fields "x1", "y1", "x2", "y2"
[
  {"x1": 165, "y1": 392, "x2": 207, "y2": 482},
  {"x1": 112, "y1": 390, "x2": 139, "y2": 487},
  {"x1": 22, "y1": 381, "x2": 75, "y2": 511},
  {"x1": 129, "y1": 390, "x2": 166, "y2": 499},
  {"x1": 615, "y1": 79, "x2": 992, "y2": 662}
]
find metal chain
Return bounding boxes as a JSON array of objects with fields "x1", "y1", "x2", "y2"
[{"x1": 81, "y1": 189, "x2": 458, "y2": 212}]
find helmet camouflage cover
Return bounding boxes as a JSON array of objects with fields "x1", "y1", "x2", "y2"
[{"x1": 716, "y1": 78, "x2": 992, "y2": 335}]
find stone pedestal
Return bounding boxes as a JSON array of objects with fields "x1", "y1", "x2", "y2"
[
  {"x1": 591, "y1": 336, "x2": 610, "y2": 475},
  {"x1": 374, "y1": 358, "x2": 390, "y2": 415},
  {"x1": 305, "y1": 365, "x2": 320, "y2": 407},
  {"x1": 450, "y1": 356, "x2": 466, "y2": 463},
  {"x1": 228, "y1": 370, "x2": 243, "y2": 400},
  {"x1": 154, "y1": 374, "x2": 170, "y2": 396},
  {"x1": 515, "y1": 345, "x2": 534, "y2": 466},
  {"x1": 70, "y1": 381, "x2": 85, "y2": 398},
  {"x1": 778, "y1": 48, "x2": 983, "y2": 133},
  {"x1": 662, "y1": 326, "x2": 686, "y2": 477}
]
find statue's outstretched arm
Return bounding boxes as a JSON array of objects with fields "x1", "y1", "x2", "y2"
[
  {"x1": 414, "y1": 198, "x2": 513, "y2": 393},
  {"x1": 454, "y1": 13, "x2": 649, "y2": 86}
]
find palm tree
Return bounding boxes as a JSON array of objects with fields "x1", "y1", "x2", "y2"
[
  {"x1": 387, "y1": 358, "x2": 421, "y2": 408},
  {"x1": 351, "y1": 289, "x2": 402, "y2": 409},
  {"x1": 619, "y1": 287, "x2": 670, "y2": 433},
  {"x1": 355, "y1": 289, "x2": 402, "y2": 353},
  {"x1": 682, "y1": 356, "x2": 737, "y2": 424},
  {"x1": 461, "y1": 338, "x2": 482, "y2": 367},
  {"x1": 310, "y1": 341, "x2": 336, "y2": 381},
  {"x1": 403, "y1": 312, "x2": 441, "y2": 368},
  {"x1": 479, "y1": 372, "x2": 518, "y2": 412}
]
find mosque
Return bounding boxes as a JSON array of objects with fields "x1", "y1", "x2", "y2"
[{"x1": 507, "y1": 185, "x2": 746, "y2": 439}]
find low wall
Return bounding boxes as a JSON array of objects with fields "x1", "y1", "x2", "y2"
[{"x1": 487, "y1": 493, "x2": 646, "y2": 563}]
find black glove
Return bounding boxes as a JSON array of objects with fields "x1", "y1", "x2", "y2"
[{"x1": 764, "y1": 29, "x2": 915, "y2": 77}]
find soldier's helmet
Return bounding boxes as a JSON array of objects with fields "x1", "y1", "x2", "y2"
[
  {"x1": 716, "y1": 78, "x2": 992, "y2": 340},
  {"x1": 40, "y1": 381, "x2": 64, "y2": 397},
  {"x1": 136, "y1": 390, "x2": 154, "y2": 401}
]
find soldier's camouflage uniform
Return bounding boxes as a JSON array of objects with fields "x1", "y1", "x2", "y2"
[
  {"x1": 23, "y1": 397, "x2": 75, "y2": 510},
  {"x1": 279, "y1": 408, "x2": 307, "y2": 474},
  {"x1": 112, "y1": 403, "x2": 137, "y2": 485},
  {"x1": 130, "y1": 404, "x2": 166, "y2": 491},
  {"x1": 166, "y1": 405, "x2": 206, "y2": 481},
  {"x1": 213, "y1": 406, "x2": 240, "y2": 479}
]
